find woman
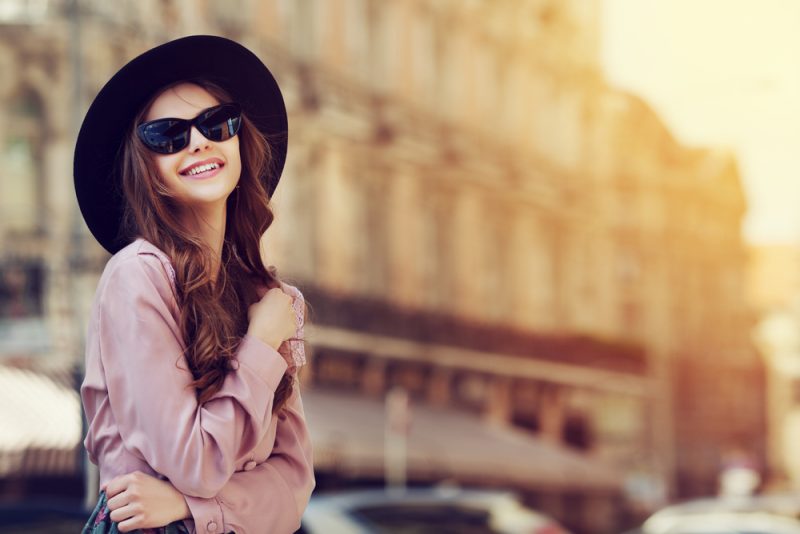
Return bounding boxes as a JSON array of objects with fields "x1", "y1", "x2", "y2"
[{"x1": 74, "y1": 36, "x2": 314, "y2": 533}]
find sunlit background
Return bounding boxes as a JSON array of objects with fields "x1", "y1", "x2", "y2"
[{"x1": 1, "y1": 1, "x2": 798, "y2": 533}]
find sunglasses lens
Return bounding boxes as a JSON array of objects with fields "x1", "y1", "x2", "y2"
[
  {"x1": 197, "y1": 104, "x2": 242, "y2": 142},
  {"x1": 139, "y1": 119, "x2": 190, "y2": 154},
  {"x1": 137, "y1": 104, "x2": 242, "y2": 154}
]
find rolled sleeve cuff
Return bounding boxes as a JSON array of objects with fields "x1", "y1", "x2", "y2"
[
  {"x1": 238, "y1": 334, "x2": 288, "y2": 392},
  {"x1": 183, "y1": 494, "x2": 225, "y2": 534}
]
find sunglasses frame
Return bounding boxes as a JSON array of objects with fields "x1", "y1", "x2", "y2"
[{"x1": 136, "y1": 102, "x2": 243, "y2": 154}]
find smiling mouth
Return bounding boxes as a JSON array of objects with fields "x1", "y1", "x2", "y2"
[{"x1": 180, "y1": 161, "x2": 224, "y2": 177}]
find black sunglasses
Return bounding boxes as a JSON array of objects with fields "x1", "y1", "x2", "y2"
[{"x1": 136, "y1": 102, "x2": 243, "y2": 154}]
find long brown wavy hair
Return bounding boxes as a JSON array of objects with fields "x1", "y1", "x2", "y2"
[{"x1": 118, "y1": 79, "x2": 298, "y2": 413}]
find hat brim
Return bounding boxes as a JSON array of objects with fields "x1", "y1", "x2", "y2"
[{"x1": 73, "y1": 35, "x2": 288, "y2": 255}]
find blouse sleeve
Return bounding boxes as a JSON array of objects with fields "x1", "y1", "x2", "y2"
[
  {"x1": 97, "y1": 254, "x2": 288, "y2": 498},
  {"x1": 183, "y1": 386, "x2": 316, "y2": 534}
]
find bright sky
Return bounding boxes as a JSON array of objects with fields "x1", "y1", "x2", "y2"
[{"x1": 601, "y1": 0, "x2": 800, "y2": 244}]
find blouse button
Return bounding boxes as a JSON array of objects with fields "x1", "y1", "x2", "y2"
[
  {"x1": 206, "y1": 520, "x2": 218, "y2": 532},
  {"x1": 244, "y1": 460, "x2": 257, "y2": 471}
]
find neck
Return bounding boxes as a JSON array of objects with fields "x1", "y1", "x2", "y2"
[{"x1": 180, "y1": 202, "x2": 227, "y2": 284}]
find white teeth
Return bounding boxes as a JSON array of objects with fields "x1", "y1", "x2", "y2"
[{"x1": 186, "y1": 163, "x2": 219, "y2": 176}]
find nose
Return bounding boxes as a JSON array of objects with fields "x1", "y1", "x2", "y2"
[{"x1": 187, "y1": 125, "x2": 210, "y2": 153}]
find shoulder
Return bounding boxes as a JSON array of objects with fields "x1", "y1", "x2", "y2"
[{"x1": 97, "y1": 237, "x2": 177, "y2": 305}]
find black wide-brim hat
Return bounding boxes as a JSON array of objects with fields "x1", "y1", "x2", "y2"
[{"x1": 73, "y1": 35, "x2": 288, "y2": 255}]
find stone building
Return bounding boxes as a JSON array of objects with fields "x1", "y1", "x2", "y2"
[
  {"x1": 0, "y1": 0, "x2": 764, "y2": 532},
  {"x1": 749, "y1": 245, "x2": 800, "y2": 491}
]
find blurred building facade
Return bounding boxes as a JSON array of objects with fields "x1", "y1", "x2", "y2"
[
  {"x1": 749, "y1": 245, "x2": 800, "y2": 491},
  {"x1": 0, "y1": 0, "x2": 765, "y2": 532}
]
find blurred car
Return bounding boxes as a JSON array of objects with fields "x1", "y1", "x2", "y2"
[
  {"x1": 628, "y1": 494, "x2": 800, "y2": 534},
  {"x1": 298, "y1": 487, "x2": 570, "y2": 534}
]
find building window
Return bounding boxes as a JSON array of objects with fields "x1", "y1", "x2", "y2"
[
  {"x1": 0, "y1": 261, "x2": 43, "y2": 318},
  {"x1": 314, "y1": 350, "x2": 365, "y2": 390},
  {"x1": 511, "y1": 379, "x2": 539, "y2": 433},
  {"x1": 387, "y1": 362, "x2": 428, "y2": 399},
  {"x1": 0, "y1": 0, "x2": 49, "y2": 24},
  {"x1": 2, "y1": 90, "x2": 44, "y2": 235},
  {"x1": 563, "y1": 412, "x2": 593, "y2": 451},
  {"x1": 792, "y1": 379, "x2": 800, "y2": 406},
  {"x1": 453, "y1": 371, "x2": 487, "y2": 413},
  {"x1": 0, "y1": 260, "x2": 48, "y2": 358}
]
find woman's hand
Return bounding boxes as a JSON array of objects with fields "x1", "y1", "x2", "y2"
[
  {"x1": 247, "y1": 286, "x2": 297, "y2": 351},
  {"x1": 103, "y1": 470, "x2": 190, "y2": 532}
]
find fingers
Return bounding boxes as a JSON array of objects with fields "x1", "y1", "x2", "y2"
[
  {"x1": 117, "y1": 513, "x2": 145, "y2": 533},
  {"x1": 278, "y1": 281, "x2": 294, "y2": 297},
  {"x1": 109, "y1": 501, "x2": 139, "y2": 523},
  {"x1": 107, "y1": 493, "x2": 147, "y2": 533},
  {"x1": 104, "y1": 481, "x2": 146, "y2": 532},
  {"x1": 272, "y1": 285, "x2": 294, "y2": 301},
  {"x1": 106, "y1": 489, "x2": 130, "y2": 511},
  {"x1": 104, "y1": 473, "x2": 129, "y2": 499},
  {"x1": 104, "y1": 470, "x2": 141, "y2": 499}
]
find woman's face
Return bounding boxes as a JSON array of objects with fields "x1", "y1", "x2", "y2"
[{"x1": 144, "y1": 83, "x2": 242, "y2": 213}]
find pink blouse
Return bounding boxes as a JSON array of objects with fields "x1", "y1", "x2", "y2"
[{"x1": 80, "y1": 237, "x2": 315, "y2": 534}]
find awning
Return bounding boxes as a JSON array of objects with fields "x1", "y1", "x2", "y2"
[
  {"x1": 0, "y1": 364, "x2": 625, "y2": 492},
  {"x1": 302, "y1": 387, "x2": 624, "y2": 492},
  {"x1": 0, "y1": 364, "x2": 81, "y2": 476}
]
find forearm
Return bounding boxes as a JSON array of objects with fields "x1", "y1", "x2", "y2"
[
  {"x1": 184, "y1": 464, "x2": 312, "y2": 534},
  {"x1": 184, "y1": 388, "x2": 315, "y2": 534}
]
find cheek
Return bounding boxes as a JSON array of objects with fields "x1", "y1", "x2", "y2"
[
  {"x1": 226, "y1": 140, "x2": 242, "y2": 178},
  {"x1": 155, "y1": 154, "x2": 182, "y2": 183}
]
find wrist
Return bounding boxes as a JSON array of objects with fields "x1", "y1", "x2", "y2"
[
  {"x1": 247, "y1": 330, "x2": 281, "y2": 351},
  {"x1": 179, "y1": 495, "x2": 191, "y2": 520}
]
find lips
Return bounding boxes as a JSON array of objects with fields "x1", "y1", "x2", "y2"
[{"x1": 179, "y1": 158, "x2": 225, "y2": 177}]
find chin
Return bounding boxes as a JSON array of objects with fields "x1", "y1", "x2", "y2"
[
  {"x1": 175, "y1": 187, "x2": 232, "y2": 206},
  {"x1": 188, "y1": 193, "x2": 231, "y2": 206}
]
